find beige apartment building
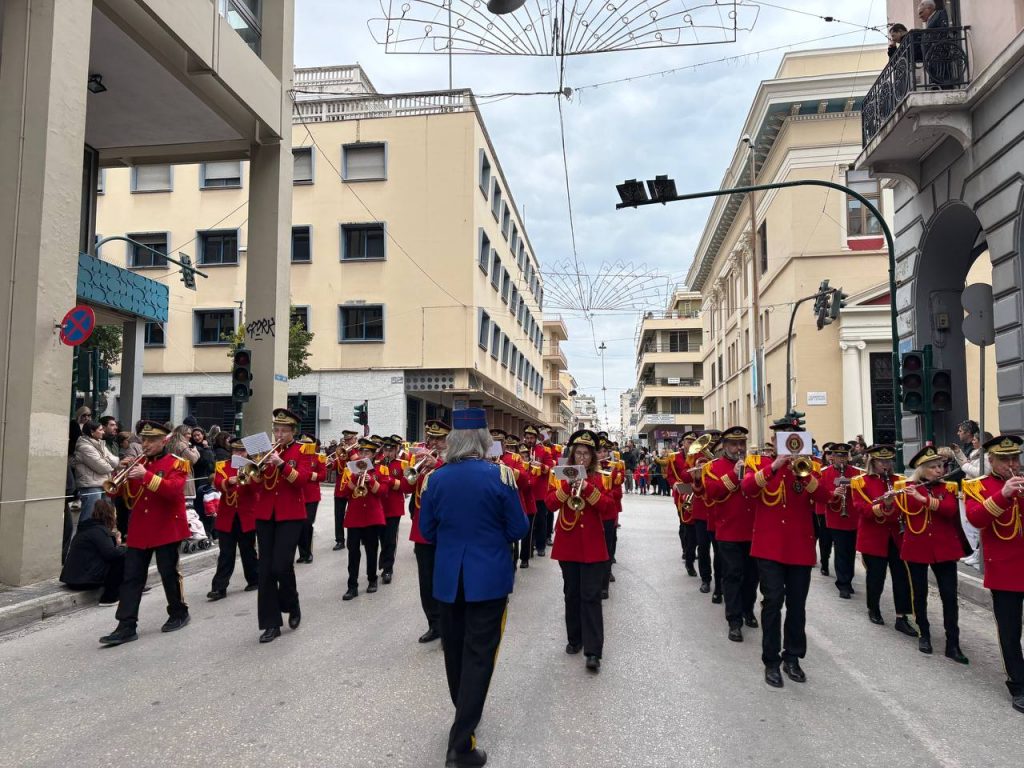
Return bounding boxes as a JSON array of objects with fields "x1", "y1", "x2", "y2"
[
  {"x1": 634, "y1": 290, "x2": 705, "y2": 448},
  {"x1": 98, "y1": 65, "x2": 546, "y2": 442},
  {"x1": 686, "y1": 46, "x2": 898, "y2": 447},
  {"x1": 542, "y1": 317, "x2": 573, "y2": 442},
  {"x1": 0, "y1": 0, "x2": 295, "y2": 586}
]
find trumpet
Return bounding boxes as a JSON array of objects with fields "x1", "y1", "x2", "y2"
[
  {"x1": 350, "y1": 458, "x2": 373, "y2": 498},
  {"x1": 238, "y1": 440, "x2": 285, "y2": 486},
  {"x1": 567, "y1": 477, "x2": 586, "y2": 512},
  {"x1": 404, "y1": 450, "x2": 438, "y2": 482},
  {"x1": 791, "y1": 456, "x2": 814, "y2": 478},
  {"x1": 103, "y1": 454, "x2": 147, "y2": 494}
]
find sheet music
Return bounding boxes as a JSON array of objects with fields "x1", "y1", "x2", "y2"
[
  {"x1": 241, "y1": 432, "x2": 273, "y2": 456},
  {"x1": 553, "y1": 464, "x2": 587, "y2": 482},
  {"x1": 776, "y1": 431, "x2": 813, "y2": 456},
  {"x1": 486, "y1": 440, "x2": 503, "y2": 458},
  {"x1": 230, "y1": 455, "x2": 254, "y2": 469},
  {"x1": 347, "y1": 459, "x2": 372, "y2": 474}
]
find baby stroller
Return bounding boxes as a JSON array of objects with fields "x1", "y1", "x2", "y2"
[{"x1": 181, "y1": 499, "x2": 212, "y2": 553}]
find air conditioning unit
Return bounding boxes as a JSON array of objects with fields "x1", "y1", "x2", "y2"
[{"x1": 320, "y1": 405, "x2": 332, "y2": 421}]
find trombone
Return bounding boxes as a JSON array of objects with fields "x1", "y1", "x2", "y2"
[
  {"x1": 102, "y1": 454, "x2": 147, "y2": 494},
  {"x1": 238, "y1": 440, "x2": 285, "y2": 486}
]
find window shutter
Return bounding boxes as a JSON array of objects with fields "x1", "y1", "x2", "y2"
[
  {"x1": 134, "y1": 164, "x2": 171, "y2": 191},
  {"x1": 345, "y1": 145, "x2": 385, "y2": 180},
  {"x1": 204, "y1": 161, "x2": 242, "y2": 182},
  {"x1": 293, "y1": 149, "x2": 313, "y2": 182}
]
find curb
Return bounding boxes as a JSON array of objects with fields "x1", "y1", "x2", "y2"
[{"x1": 0, "y1": 547, "x2": 219, "y2": 637}]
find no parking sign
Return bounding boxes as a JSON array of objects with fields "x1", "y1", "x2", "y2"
[{"x1": 59, "y1": 305, "x2": 96, "y2": 347}]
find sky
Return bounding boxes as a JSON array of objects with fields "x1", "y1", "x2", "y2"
[{"x1": 294, "y1": 0, "x2": 889, "y2": 429}]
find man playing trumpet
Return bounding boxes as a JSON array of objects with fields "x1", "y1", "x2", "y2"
[
  {"x1": 819, "y1": 442, "x2": 861, "y2": 599},
  {"x1": 339, "y1": 438, "x2": 386, "y2": 601}
]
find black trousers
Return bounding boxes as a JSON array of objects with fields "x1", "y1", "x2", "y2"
[
  {"x1": 813, "y1": 514, "x2": 833, "y2": 566},
  {"x1": 863, "y1": 539, "x2": 912, "y2": 616},
  {"x1": 255, "y1": 518, "x2": 304, "y2": 630},
  {"x1": 379, "y1": 516, "x2": 401, "y2": 573},
  {"x1": 694, "y1": 520, "x2": 722, "y2": 594},
  {"x1": 415, "y1": 543, "x2": 441, "y2": 630},
  {"x1": 991, "y1": 590, "x2": 1024, "y2": 696},
  {"x1": 347, "y1": 525, "x2": 383, "y2": 589},
  {"x1": 439, "y1": 577, "x2": 507, "y2": 754},
  {"x1": 211, "y1": 516, "x2": 258, "y2": 592},
  {"x1": 830, "y1": 528, "x2": 857, "y2": 592},
  {"x1": 757, "y1": 558, "x2": 812, "y2": 666},
  {"x1": 114, "y1": 496, "x2": 131, "y2": 539},
  {"x1": 534, "y1": 501, "x2": 550, "y2": 554},
  {"x1": 297, "y1": 500, "x2": 319, "y2": 559},
  {"x1": 907, "y1": 560, "x2": 960, "y2": 644},
  {"x1": 333, "y1": 497, "x2": 348, "y2": 545},
  {"x1": 560, "y1": 560, "x2": 605, "y2": 658},
  {"x1": 719, "y1": 540, "x2": 759, "y2": 626},
  {"x1": 601, "y1": 520, "x2": 617, "y2": 591},
  {"x1": 679, "y1": 521, "x2": 697, "y2": 565},
  {"x1": 545, "y1": 502, "x2": 554, "y2": 543},
  {"x1": 116, "y1": 543, "x2": 188, "y2": 626},
  {"x1": 519, "y1": 514, "x2": 534, "y2": 565},
  {"x1": 66, "y1": 555, "x2": 125, "y2": 603}
]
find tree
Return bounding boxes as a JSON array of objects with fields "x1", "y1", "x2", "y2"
[
  {"x1": 81, "y1": 325, "x2": 123, "y2": 367},
  {"x1": 223, "y1": 307, "x2": 314, "y2": 380}
]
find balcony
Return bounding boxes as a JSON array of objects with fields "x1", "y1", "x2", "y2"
[
  {"x1": 637, "y1": 377, "x2": 703, "y2": 403},
  {"x1": 293, "y1": 89, "x2": 473, "y2": 124},
  {"x1": 544, "y1": 379, "x2": 569, "y2": 398},
  {"x1": 858, "y1": 27, "x2": 972, "y2": 187},
  {"x1": 636, "y1": 341, "x2": 703, "y2": 373},
  {"x1": 637, "y1": 412, "x2": 704, "y2": 433},
  {"x1": 543, "y1": 344, "x2": 568, "y2": 370}
]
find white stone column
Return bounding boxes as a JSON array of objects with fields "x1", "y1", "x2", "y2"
[
  {"x1": 840, "y1": 340, "x2": 866, "y2": 441},
  {"x1": 118, "y1": 319, "x2": 145, "y2": 431}
]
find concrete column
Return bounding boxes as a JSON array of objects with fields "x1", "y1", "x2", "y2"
[
  {"x1": 118, "y1": 319, "x2": 145, "y2": 430},
  {"x1": 243, "y1": 1, "x2": 294, "y2": 435},
  {"x1": 840, "y1": 341, "x2": 866, "y2": 441},
  {"x1": 0, "y1": 0, "x2": 92, "y2": 585}
]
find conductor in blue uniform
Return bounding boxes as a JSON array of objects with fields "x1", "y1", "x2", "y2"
[{"x1": 420, "y1": 407, "x2": 529, "y2": 768}]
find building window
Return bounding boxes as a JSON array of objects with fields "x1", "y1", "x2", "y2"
[
  {"x1": 491, "y1": 324, "x2": 500, "y2": 359},
  {"x1": 478, "y1": 310, "x2": 491, "y2": 350},
  {"x1": 127, "y1": 233, "x2": 168, "y2": 268},
  {"x1": 517, "y1": 302, "x2": 526, "y2": 327},
  {"x1": 340, "y1": 305, "x2": 384, "y2": 342},
  {"x1": 478, "y1": 230, "x2": 491, "y2": 274},
  {"x1": 479, "y1": 150, "x2": 491, "y2": 198},
  {"x1": 846, "y1": 170, "x2": 882, "y2": 237},
  {"x1": 501, "y1": 203, "x2": 511, "y2": 240},
  {"x1": 510, "y1": 287, "x2": 519, "y2": 316},
  {"x1": 491, "y1": 180, "x2": 502, "y2": 220},
  {"x1": 201, "y1": 161, "x2": 242, "y2": 189},
  {"x1": 491, "y1": 253, "x2": 502, "y2": 290},
  {"x1": 501, "y1": 270, "x2": 511, "y2": 304},
  {"x1": 144, "y1": 321, "x2": 165, "y2": 347},
  {"x1": 290, "y1": 306, "x2": 310, "y2": 331},
  {"x1": 766, "y1": 382, "x2": 772, "y2": 415},
  {"x1": 141, "y1": 396, "x2": 172, "y2": 424},
  {"x1": 293, "y1": 147, "x2": 314, "y2": 184},
  {"x1": 222, "y1": 0, "x2": 262, "y2": 54},
  {"x1": 343, "y1": 143, "x2": 386, "y2": 181},
  {"x1": 501, "y1": 334, "x2": 510, "y2": 367},
  {"x1": 194, "y1": 309, "x2": 236, "y2": 345},
  {"x1": 97, "y1": 169, "x2": 106, "y2": 195},
  {"x1": 131, "y1": 164, "x2": 172, "y2": 193},
  {"x1": 198, "y1": 229, "x2": 239, "y2": 265},
  {"x1": 341, "y1": 223, "x2": 385, "y2": 261},
  {"x1": 517, "y1": 243, "x2": 526, "y2": 271},
  {"x1": 290, "y1": 226, "x2": 312, "y2": 263},
  {"x1": 758, "y1": 221, "x2": 768, "y2": 274},
  {"x1": 511, "y1": 225, "x2": 519, "y2": 255}
]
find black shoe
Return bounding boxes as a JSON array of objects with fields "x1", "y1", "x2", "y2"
[
  {"x1": 445, "y1": 748, "x2": 488, "y2": 767},
  {"x1": 894, "y1": 616, "x2": 919, "y2": 637},
  {"x1": 141, "y1": 585, "x2": 152, "y2": 594},
  {"x1": 207, "y1": 589, "x2": 227, "y2": 601},
  {"x1": 296, "y1": 554, "x2": 312, "y2": 564},
  {"x1": 711, "y1": 593, "x2": 723, "y2": 604},
  {"x1": 519, "y1": 560, "x2": 529, "y2": 569},
  {"x1": 601, "y1": 589, "x2": 609, "y2": 600},
  {"x1": 367, "y1": 581, "x2": 379, "y2": 594},
  {"x1": 839, "y1": 589, "x2": 852, "y2": 599},
  {"x1": 782, "y1": 660, "x2": 807, "y2": 683},
  {"x1": 764, "y1": 666, "x2": 783, "y2": 688},
  {"x1": 333, "y1": 541, "x2": 344, "y2": 551},
  {"x1": 259, "y1": 627, "x2": 281, "y2": 644},
  {"x1": 685, "y1": 564, "x2": 697, "y2": 577},
  {"x1": 699, "y1": 582, "x2": 711, "y2": 594},
  {"x1": 1012, "y1": 694, "x2": 1024, "y2": 714},
  {"x1": 244, "y1": 583, "x2": 258, "y2": 592},
  {"x1": 868, "y1": 610, "x2": 885, "y2": 626},
  {"x1": 546, "y1": 537, "x2": 554, "y2": 546},
  {"x1": 744, "y1": 614, "x2": 759, "y2": 629},
  {"x1": 609, "y1": 572, "x2": 616, "y2": 583},
  {"x1": 820, "y1": 564, "x2": 830, "y2": 576},
  {"x1": 343, "y1": 588, "x2": 358, "y2": 601},
  {"x1": 161, "y1": 614, "x2": 190, "y2": 633},
  {"x1": 382, "y1": 572, "x2": 393, "y2": 585},
  {"x1": 419, "y1": 627, "x2": 441, "y2": 643},
  {"x1": 918, "y1": 636, "x2": 933, "y2": 654},
  {"x1": 585, "y1": 655, "x2": 601, "y2": 672},
  {"x1": 945, "y1": 645, "x2": 969, "y2": 665},
  {"x1": 535, "y1": 550, "x2": 546, "y2": 557},
  {"x1": 611, "y1": 556, "x2": 617, "y2": 563},
  {"x1": 99, "y1": 622, "x2": 137, "y2": 646},
  {"x1": 288, "y1": 607, "x2": 301, "y2": 630},
  {"x1": 566, "y1": 643, "x2": 582, "y2": 655},
  {"x1": 728, "y1": 626, "x2": 743, "y2": 642}
]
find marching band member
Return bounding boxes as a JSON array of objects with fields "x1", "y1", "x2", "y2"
[
  {"x1": 332, "y1": 429, "x2": 360, "y2": 551},
  {"x1": 524, "y1": 425, "x2": 555, "y2": 557},
  {"x1": 667, "y1": 431, "x2": 699, "y2": 573},
  {"x1": 964, "y1": 434, "x2": 1024, "y2": 713},
  {"x1": 597, "y1": 434, "x2": 624, "y2": 598},
  {"x1": 492, "y1": 430, "x2": 534, "y2": 569},
  {"x1": 515, "y1": 439, "x2": 539, "y2": 568},
  {"x1": 702, "y1": 430, "x2": 725, "y2": 603},
  {"x1": 704, "y1": 427, "x2": 759, "y2": 642},
  {"x1": 377, "y1": 437, "x2": 407, "y2": 585},
  {"x1": 99, "y1": 420, "x2": 192, "y2": 646},
  {"x1": 849, "y1": 445, "x2": 917, "y2": 636},
  {"x1": 207, "y1": 438, "x2": 259, "y2": 600},
  {"x1": 296, "y1": 435, "x2": 326, "y2": 564},
  {"x1": 899, "y1": 446, "x2": 968, "y2": 662},
  {"x1": 819, "y1": 442, "x2": 861, "y2": 599},
  {"x1": 339, "y1": 437, "x2": 386, "y2": 601},
  {"x1": 813, "y1": 443, "x2": 835, "y2": 576},
  {"x1": 253, "y1": 408, "x2": 314, "y2": 644},
  {"x1": 546, "y1": 429, "x2": 616, "y2": 673},
  {"x1": 690, "y1": 432, "x2": 722, "y2": 600}
]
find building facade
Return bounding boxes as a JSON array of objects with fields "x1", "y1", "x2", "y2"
[
  {"x1": 618, "y1": 388, "x2": 639, "y2": 444},
  {"x1": 634, "y1": 290, "x2": 705, "y2": 446},
  {"x1": 98, "y1": 65, "x2": 546, "y2": 442},
  {"x1": 686, "y1": 46, "x2": 896, "y2": 448},
  {"x1": 857, "y1": 0, "x2": 1020, "y2": 454},
  {"x1": 542, "y1": 317, "x2": 573, "y2": 442},
  {"x1": 572, "y1": 394, "x2": 601, "y2": 432}
]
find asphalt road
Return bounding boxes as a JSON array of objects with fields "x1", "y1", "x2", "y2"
[{"x1": 1, "y1": 492, "x2": 1020, "y2": 768}]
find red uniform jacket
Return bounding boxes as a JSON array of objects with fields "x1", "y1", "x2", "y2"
[
  {"x1": 302, "y1": 451, "x2": 326, "y2": 504},
  {"x1": 379, "y1": 460, "x2": 407, "y2": 519},
  {"x1": 689, "y1": 463, "x2": 711, "y2": 523},
  {"x1": 897, "y1": 481, "x2": 963, "y2": 564},
  {"x1": 500, "y1": 452, "x2": 533, "y2": 516},
  {"x1": 529, "y1": 444, "x2": 555, "y2": 506},
  {"x1": 547, "y1": 476, "x2": 617, "y2": 563},
  {"x1": 338, "y1": 466, "x2": 386, "y2": 527},
  {"x1": 817, "y1": 464, "x2": 861, "y2": 531},
  {"x1": 118, "y1": 451, "x2": 191, "y2": 549},
  {"x1": 965, "y1": 475, "x2": 1024, "y2": 592},
  {"x1": 212, "y1": 460, "x2": 258, "y2": 534},
  {"x1": 599, "y1": 460, "x2": 624, "y2": 521},
  {"x1": 253, "y1": 440, "x2": 313, "y2": 522},
  {"x1": 400, "y1": 459, "x2": 445, "y2": 544},
  {"x1": 850, "y1": 473, "x2": 904, "y2": 557},
  {"x1": 741, "y1": 455, "x2": 828, "y2": 566},
  {"x1": 704, "y1": 456, "x2": 756, "y2": 542}
]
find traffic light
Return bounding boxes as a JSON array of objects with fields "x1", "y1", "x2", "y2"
[
  {"x1": 787, "y1": 410, "x2": 806, "y2": 429},
  {"x1": 179, "y1": 253, "x2": 197, "y2": 291},
  {"x1": 353, "y1": 400, "x2": 368, "y2": 426},
  {"x1": 231, "y1": 348, "x2": 252, "y2": 405},
  {"x1": 930, "y1": 368, "x2": 952, "y2": 412},
  {"x1": 829, "y1": 288, "x2": 849, "y2": 321},
  {"x1": 97, "y1": 366, "x2": 110, "y2": 392},
  {"x1": 901, "y1": 350, "x2": 926, "y2": 413},
  {"x1": 813, "y1": 279, "x2": 831, "y2": 331},
  {"x1": 76, "y1": 350, "x2": 91, "y2": 393}
]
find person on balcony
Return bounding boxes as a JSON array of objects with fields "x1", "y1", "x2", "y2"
[{"x1": 887, "y1": 23, "x2": 908, "y2": 59}]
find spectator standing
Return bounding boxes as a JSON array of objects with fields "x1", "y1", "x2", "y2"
[
  {"x1": 99, "y1": 416, "x2": 119, "y2": 455},
  {"x1": 71, "y1": 420, "x2": 119, "y2": 521},
  {"x1": 60, "y1": 499, "x2": 126, "y2": 606},
  {"x1": 888, "y1": 22, "x2": 908, "y2": 58}
]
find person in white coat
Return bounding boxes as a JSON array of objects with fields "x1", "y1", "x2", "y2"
[{"x1": 72, "y1": 421, "x2": 120, "y2": 521}]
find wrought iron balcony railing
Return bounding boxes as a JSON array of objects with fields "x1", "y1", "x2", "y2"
[{"x1": 862, "y1": 26, "x2": 971, "y2": 146}]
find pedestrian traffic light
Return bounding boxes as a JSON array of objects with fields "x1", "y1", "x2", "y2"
[
  {"x1": 930, "y1": 368, "x2": 952, "y2": 412},
  {"x1": 788, "y1": 410, "x2": 806, "y2": 429},
  {"x1": 829, "y1": 288, "x2": 849, "y2": 321},
  {"x1": 353, "y1": 400, "x2": 368, "y2": 426},
  {"x1": 901, "y1": 350, "x2": 926, "y2": 413},
  {"x1": 231, "y1": 348, "x2": 252, "y2": 405}
]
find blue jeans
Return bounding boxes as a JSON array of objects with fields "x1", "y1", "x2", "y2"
[{"x1": 78, "y1": 487, "x2": 105, "y2": 521}]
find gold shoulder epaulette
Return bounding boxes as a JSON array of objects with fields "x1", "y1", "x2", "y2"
[
  {"x1": 172, "y1": 454, "x2": 191, "y2": 472},
  {"x1": 300, "y1": 442, "x2": 316, "y2": 455},
  {"x1": 850, "y1": 475, "x2": 865, "y2": 491},
  {"x1": 962, "y1": 477, "x2": 985, "y2": 503},
  {"x1": 745, "y1": 455, "x2": 760, "y2": 471},
  {"x1": 894, "y1": 478, "x2": 907, "y2": 491},
  {"x1": 499, "y1": 463, "x2": 517, "y2": 489},
  {"x1": 943, "y1": 480, "x2": 960, "y2": 494}
]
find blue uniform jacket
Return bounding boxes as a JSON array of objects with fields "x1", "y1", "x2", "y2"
[{"x1": 420, "y1": 459, "x2": 529, "y2": 603}]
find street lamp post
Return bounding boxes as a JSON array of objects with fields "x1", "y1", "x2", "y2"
[
  {"x1": 598, "y1": 341, "x2": 608, "y2": 429},
  {"x1": 616, "y1": 175, "x2": 903, "y2": 466},
  {"x1": 742, "y1": 135, "x2": 765, "y2": 449}
]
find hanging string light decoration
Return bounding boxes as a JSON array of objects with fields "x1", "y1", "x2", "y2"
[{"x1": 542, "y1": 260, "x2": 673, "y2": 312}]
